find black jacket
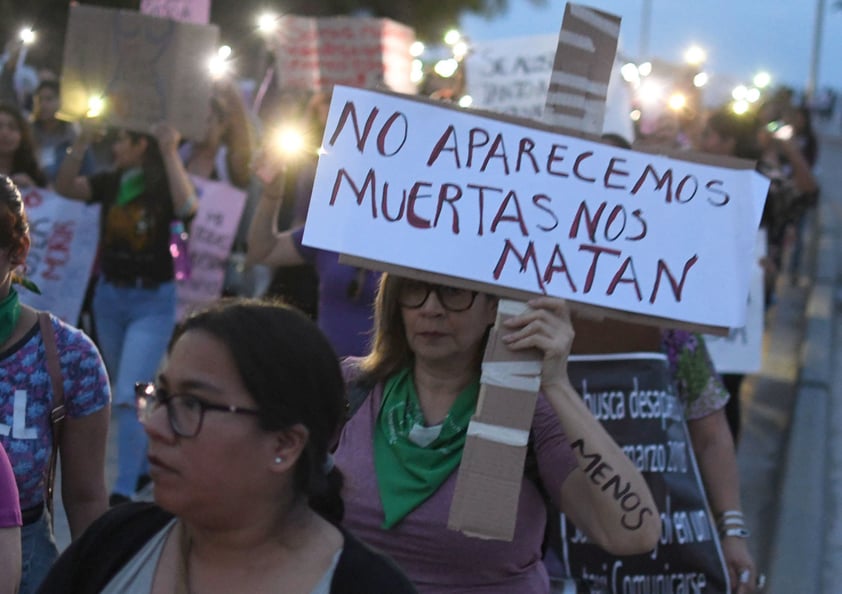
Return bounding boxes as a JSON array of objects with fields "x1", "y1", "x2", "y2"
[{"x1": 37, "y1": 503, "x2": 417, "y2": 594}]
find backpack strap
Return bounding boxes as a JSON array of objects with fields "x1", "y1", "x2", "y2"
[{"x1": 38, "y1": 312, "x2": 65, "y2": 525}]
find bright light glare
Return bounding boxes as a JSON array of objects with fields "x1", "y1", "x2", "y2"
[
  {"x1": 257, "y1": 13, "x2": 279, "y2": 33},
  {"x1": 621, "y1": 63, "x2": 640, "y2": 83},
  {"x1": 218, "y1": 45, "x2": 232, "y2": 59},
  {"x1": 86, "y1": 96, "x2": 105, "y2": 118},
  {"x1": 731, "y1": 85, "x2": 748, "y2": 101},
  {"x1": 746, "y1": 88, "x2": 761, "y2": 103},
  {"x1": 693, "y1": 72, "x2": 709, "y2": 88},
  {"x1": 638, "y1": 62, "x2": 652, "y2": 77},
  {"x1": 410, "y1": 41, "x2": 425, "y2": 57},
  {"x1": 458, "y1": 95, "x2": 473, "y2": 108},
  {"x1": 637, "y1": 80, "x2": 663, "y2": 105},
  {"x1": 732, "y1": 100, "x2": 750, "y2": 115},
  {"x1": 753, "y1": 71, "x2": 771, "y2": 89},
  {"x1": 19, "y1": 28, "x2": 35, "y2": 45},
  {"x1": 434, "y1": 58, "x2": 459, "y2": 78},
  {"x1": 208, "y1": 55, "x2": 231, "y2": 79},
  {"x1": 684, "y1": 45, "x2": 706, "y2": 65},
  {"x1": 272, "y1": 127, "x2": 305, "y2": 155},
  {"x1": 630, "y1": 109, "x2": 642, "y2": 122},
  {"x1": 443, "y1": 29, "x2": 461, "y2": 45},
  {"x1": 668, "y1": 92, "x2": 687, "y2": 111},
  {"x1": 452, "y1": 41, "x2": 469, "y2": 60}
]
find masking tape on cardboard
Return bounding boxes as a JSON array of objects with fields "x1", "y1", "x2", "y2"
[
  {"x1": 545, "y1": 92, "x2": 608, "y2": 113},
  {"x1": 497, "y1": 299, "x2": 531, "y2": 317},
  {"x1": 467, "y1": 420, "x2": 530, "y2": 447},
  {"x1": 557, "y1": 30, "x2": 595, "y2": 53},
  {"x1": 569, "y1": 5, "x2": 622, "y2": 37},
  {"x1": 481, "y1": 361, "x2": 542, "y2": 391},
  {"x1": 548, "y1": 71, "x2": 608, "y2": 96}
]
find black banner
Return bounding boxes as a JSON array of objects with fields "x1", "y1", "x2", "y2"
[{"x1": 558, "y1": 353, "x2": 730, "y2": 594}]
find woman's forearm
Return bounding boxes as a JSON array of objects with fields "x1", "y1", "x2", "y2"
[{"x1": 161, "y1": 146, "x2": 197, "y2": 218}]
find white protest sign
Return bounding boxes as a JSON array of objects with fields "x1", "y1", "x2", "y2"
[
  {"x1": 704, "y1": 230, "x2": 766, "y2": 374},
  {"x1": 302, "y1": 86, "x2": 768, "y2": 330},
  {"x1": 16, "y1": 187, "x2": 100, "y2": 324},
  {"x1": 140, "y1": 0, "x2": 211, "y2": 24},
  {"x1": 467, "y1": 34, "x2": 634, "y2": 142},
  {"x1": 175, "y1": 177, "x2": 246, "y2": 320}
]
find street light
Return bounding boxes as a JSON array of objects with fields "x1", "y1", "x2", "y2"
[
  {"x1": 683, "y1": 45, "x2": 706, "y2": 66},
  {"x1": 410, "y1": 41, "x2": 425, "y2": 57},
  {"x1": 753, "y1": 71, "x2": 772, "y2": 89},
  {"x1": 693, "y1": 72, "x2": 709, "y2": 88},
  {"x1": 444, "y1": 29, "x2": 461, "y2": 45}
]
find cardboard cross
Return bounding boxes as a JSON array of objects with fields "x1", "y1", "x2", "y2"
[{"x1": 445, "y1": 3, "x2": 623, "y2": 541}]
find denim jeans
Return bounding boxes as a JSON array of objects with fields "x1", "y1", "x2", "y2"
[
  {"x1": 19, "y1": 510, "x2": 58, "y2": 594},
  {"x1": 93, "y1": 279, "x2": 176, "y2": 497}
]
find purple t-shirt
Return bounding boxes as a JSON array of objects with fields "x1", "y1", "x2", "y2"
[
  {"x1": 292, "y1": 227, "x2": 379, "y2": 357},
  {"x1": 0, "y1": 444, "x2": 20, "y2": 527},
  {"x1": 0, "y1": 315, "x2": 111, "y2": 509},
  {"x1": 335, "y1": 360, "x2": 578, "y2": 594}
]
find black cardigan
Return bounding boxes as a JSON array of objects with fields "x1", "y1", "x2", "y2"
[{"x1": 37, "y1": 503, "x2": 417, "y2": 594}]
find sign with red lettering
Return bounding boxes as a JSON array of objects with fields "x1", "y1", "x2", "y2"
[
  {"x1": 175, "y1": 177, "x2": 246, "y2": 320},
  {"x1": 268, "y1": 16, "x2": 416, "y2": 94},
  {"x1": 302, "y1": 85, "x2": 770, "y2": 330},
  {"x1": 140, "y1": 0, "x2": 210, "y2": 24},
  {"x1": 16, "y1": 188, "x2": 100, "y2": 324}
]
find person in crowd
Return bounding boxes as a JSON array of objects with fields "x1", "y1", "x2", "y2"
[
  {"x1": 180, "y1": 78, "x2": 256, "y2": 190},
  {"x1": 787, "y1": 104, "x2": 818, "y2": 169},
  {"x1": 246, "y1": 127, "x2": 379, "y2": 357},
  {"x1": 0, "y1": 104, "x2": 46, "y2": 188},
  {"x1": 30, "y1": 80, "x2": 95, "y2": 183},
  {"x1": 334, "y1": 274, "x2": 661, "y2": 593},
  {"x1": 54, "y1": 122, "x2": 197, "y2": 507},
  {"x1": 36, "y1": 299, "x2": 418, "y2": 594},
  {"x1": 0, "y1": 174, "x2": 110, "y2": 594},
  {"x1": 0, "y1": 443, "x2": 21, "y2": 594}
]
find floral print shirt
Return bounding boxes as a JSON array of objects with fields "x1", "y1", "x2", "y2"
[{"x1": 661, "y1": 329, "x2": 730, "y2": 420}]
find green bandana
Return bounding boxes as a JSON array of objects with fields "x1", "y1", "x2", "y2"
[
  {"x1": 116, "y1": 168, "x2": 145, "y2": 206},
  {"x1": 373, "y1": 367, "x2": 479, "y2": 528},
  {"x1": 0, "y1": 288, "x2": 21, "y2": 348}
]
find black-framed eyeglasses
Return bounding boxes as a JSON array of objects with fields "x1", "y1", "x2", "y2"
[
  {"x1": 135, "y1": 382, "x2": 260, "y2": 438},
  {"x1": 397, "y1": 280, "x2": 478, "y2": 312}
]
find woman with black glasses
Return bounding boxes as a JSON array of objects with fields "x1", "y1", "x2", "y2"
[
  {"x1": 333, "y1": 274, "x2": 660, "y2": 593},
  {"x1": 36, "y1": 299, "x2": 416, "y2": 594}
]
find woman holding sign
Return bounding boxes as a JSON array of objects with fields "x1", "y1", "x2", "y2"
[
  {"x1": 55, "y1": 122, "x2": 197, "y2": 508},
  {"x1": 334, "y1": 274, "x2": 660, "y2": 593}
]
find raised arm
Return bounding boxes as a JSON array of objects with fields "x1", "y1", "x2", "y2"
[
  {"x1": 54, "y1": 123, "x2": 95, "y2": 201},
  {"x1": 215, "y1": 79, "x2": 256, "y2": 189},
  {"x1": 154, "y1": 123, "x2": 198, "y2": 219},
  {"x1": 502, "y1": 298, "x2": 661, "y2": 555},
  {"x1": 244, "y1": 149, "x2": 306, "y2": 268}
]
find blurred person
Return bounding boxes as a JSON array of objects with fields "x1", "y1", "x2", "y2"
[
  {"x1": 334, "y1": 274, "x2": 660, "y2": 593},
  {"x1": 0, "y1": 174, "x2": 110, "y2": 594},
  {"x1": 36, "y1": 299, "x2": 418, "y2": 594},
  {"x1": 30, "y1": 80, "x2": 95, "y2": 184},
  {"x1": 180, "y1": 78, "x2": 256, "y2": 190},
  {"x1": 55, "y1": 122, "x2": 197, "y2": 508},
  {"x1": 246, "y1": 96, "x2": 378, "y2": 357},
  {"x1": 0, "y1": 442, "x2": 21, "y2": 594},
  {"x1": 0, "y1": 40, "x2": 38, "y2": 111},
  {"x1": 0, "y1": 104, "x2": 45, "y2": 188}
]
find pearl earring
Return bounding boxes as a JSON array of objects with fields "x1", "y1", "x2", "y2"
[{"x1": 274, "y1": 456, "x2": 283, "y2": 464}]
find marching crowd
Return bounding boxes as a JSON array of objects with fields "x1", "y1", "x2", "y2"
[{"x1": 0, "y1": 29, "x2": 821, "y2": 594}]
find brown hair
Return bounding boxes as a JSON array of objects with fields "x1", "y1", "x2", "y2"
[
  {"x1": 0, "y1": 105, "x2": 46, "y2": 188},
  {"x1": 0, "y1": 175, "x2": 28, "y2": 277}
]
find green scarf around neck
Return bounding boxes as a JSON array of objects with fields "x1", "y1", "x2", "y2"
[
  {"x1": 0, "y1": 288, "x2": 21, "y2": 348},
  {"x1": 116, "y1": 168, "x2": 146, "y2": 206},
  {"x1": 373, "y1": 367, "x2": 479, "y2": 528}
]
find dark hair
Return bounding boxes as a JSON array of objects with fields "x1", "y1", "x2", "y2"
[
  {"x1": 122, "y1": 130, "x2": 167, "y2": 191},
  {"x1": 601, "y1": 132, "x2": 632, "y2": 150},
  {"x1": 35, "y1": 80, "x2": 60, "y2": 97},
  {"x1": 0, "y1": 175, "x2": 28, "y2": 284},
  {"x1": 0, "y1": 105, "x2": 47, "y2": 187},
  {"x1": 168, "y1": 298, "x2": 347, "y2": 523},
  {"x1": 705, "y1": 108, "x2": 759, "y2": 159}
]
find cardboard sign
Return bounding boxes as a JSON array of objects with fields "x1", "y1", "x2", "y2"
[
  {"x1": 16, "y1": 188, "x2": 100, "y2": 324},
  {"x1": 559, "y1": 354, "x2": 730, "y2": 594},
  {"x1": 268, "y1": 15, "x2": 416, "y2": 94},
  {"x1": 302, "y1": 85, "x2": 769, "y2": 330},
  {"x1": 175, "y1": 177, "x2": 247, "y2": 319},
  {"x1": 704, "y1": 230, "x2": 766, "y2": 374},
  {"x1": 60, "y1": 5, "x2": 219, "y2": 140},
  {"x1": 140, "y1": 0, "x2": 211, "y2": 24}
]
